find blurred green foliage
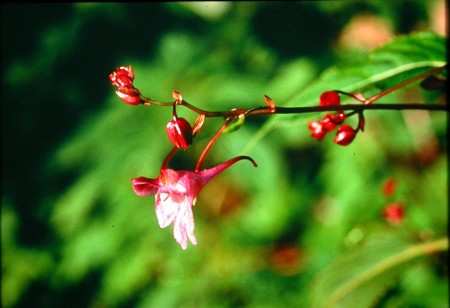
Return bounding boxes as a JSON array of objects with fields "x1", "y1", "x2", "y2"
[{"x1": 1, "y1": 2, "x2": 447, "y2": 307}]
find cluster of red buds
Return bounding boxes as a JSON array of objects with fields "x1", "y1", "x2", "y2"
[
  {"x1": 109, "y1": 66, "x2": 143, "y2": 105},
  {"x1": 308, "y1": 91, "x2": 365, "y2": 146}
]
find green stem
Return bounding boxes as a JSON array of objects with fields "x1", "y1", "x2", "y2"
[{"x1": 325, "y1": 237, "x2": 449, "y2": 308}]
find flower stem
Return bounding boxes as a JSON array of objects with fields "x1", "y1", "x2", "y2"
[
  {"x1": 138, "y1": 65, "x2": 447, "y2": 118},
  {"x1": 144, "y1": 102, "x2": 447, "y2": 118},
  {"x1": 160, "y1": 146, "x2": 178, "y2": 172},
  {"x1": 264, "y1": 103, "x2": 447, "y2": 115},
  {"x1": 195, "y1": 118, "x2": 233, "y2": 171},
  {"x1": 364, "y1": 64, "x2": 447, "y2": 104}
]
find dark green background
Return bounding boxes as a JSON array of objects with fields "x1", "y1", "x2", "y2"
[{"x1": 2, "y1": 2, "x2": 447, "y2": 307}]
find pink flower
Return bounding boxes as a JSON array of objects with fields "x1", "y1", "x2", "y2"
[{"x1": 132, "y1": 156, "x2": 257, "y2": 249}]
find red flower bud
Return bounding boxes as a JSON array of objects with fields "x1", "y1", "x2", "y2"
[
  {"x1": 334, "y1": 124, "x2": 356, "y2": 146},
  {"x1": 109, "y1": 66, "x2": 135, "y2": 87},
  {"x1": 308, "y1": 121, "x2": 327, "y2": 141},
  {"x1": 357, "y1": 113, "x2": 365, "y2": 132},
  {"x1": 319, "y1": 91, "x2": 340, "y2": 107},
  {"x1": 166, "y1": 117, "x2": 193, "y2": 150},
  {"x1": 383, "y1": 203, "x2": 404, "y2": 225},
  {"x1": 110, "y1": 66, "x2": 143, "y2": 105},
  {"x1": 330, "y1": 111, "x2": 346, "y2": 124},
  {"x1": 320, "y1": 115, "x2": 337, "y2": 132},
  {"x1": 115, "y1": 87, "x2": 142, "y2": 105},
  {"x1": 381, "y1": 178, "x2": 397, "y2": 197}
]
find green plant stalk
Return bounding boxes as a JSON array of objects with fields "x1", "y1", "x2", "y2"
[{"x1": 324, "y1": 237, "x2": 449, "y2": 308}]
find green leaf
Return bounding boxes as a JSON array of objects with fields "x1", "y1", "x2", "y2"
[
  {"x1": 246, "y1": 31, "x2": 446, "y2": 152},
  {"x1": 309, "y1": 236, "x2": 449, "y2": 308}
]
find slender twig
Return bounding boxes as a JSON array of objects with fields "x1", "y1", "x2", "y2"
[
  {"x1": 138, "y1": 65, "x2": 447, "y2": 119},
  {"x1": 146, "y1": 103, "x2": 448, "y2": 118},
  {"x1": 365, "y1": 64, "x2": 447, "y2": 104},
  {"x1": 160, "y1": 146, "x2": 178, "y2": 172},
  {"x1": 265, "y1": 103, "x2": 447, "y2": 114},
  {"x1": 195, "y1": 118, "x2": 233, "y2": 171}
]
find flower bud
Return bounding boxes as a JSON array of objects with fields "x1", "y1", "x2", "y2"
[
  {"x1": 110, "y1": 66, "x2": 143, "y2": 105},
  {"x1": 109, "y1": 66, "x2": 135, "y2": 87},
  {"x1": 116, "y1": 87, "x2": 142, "y2": 105},
  {"x1": 330, "y1": 111, "x2": 346, "y2": 124},
  {"x1": 320, "y1": 115, "x2": 337, "y2": 132},
  {"x1": 308, "y1": 121, "x2": 327, "y2": 141},
  {"x1": 319, "y1": 91, "x2": 340, "y2": 107},
  {"x1": 381, "y1": 178, "x2": 397, "y2": 197},
  {"x1": 166, "y1": 117, "x2": 193, "y2": 150},
  {"x1": 264, "y1": 95, "x2": 276, "y2": 112},
  {"x1": 172, "y1": 90, "x2": 183, "y2": 102},
  {"x1": 357, "y1": 113, "x2": 365, "y2": 132},
  {"x1": 383, "y1": 203, "x2": 404, "y2": 225},
  {"x1": 334, "y1": 124, "x2": 356, "y2": 146},
  {"x1": 192, "y1": 114, "x2": 205, "y2": 137}
]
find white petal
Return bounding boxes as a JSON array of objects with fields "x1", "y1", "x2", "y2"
[
  {"x1": 173, "y1": 200, "x2": 197, "y2": 249},
  {"x1": 155, "y1": 193, "x2": 178, "y2": 228}
]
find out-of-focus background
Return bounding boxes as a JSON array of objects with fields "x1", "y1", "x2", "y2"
[{"x1": 1, "y1": 2, "x2": 447, "y2": 307}]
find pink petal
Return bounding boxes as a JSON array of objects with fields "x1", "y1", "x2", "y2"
[
  {"x1": 132, "y1": 177, "x2": 160, "y2": 196},
  {"x1": 197, "y1": 156, "x2": 257, "y2": 186},
  {"x1": 149, "y1": 157, "x2": 256, "y2": 249}
]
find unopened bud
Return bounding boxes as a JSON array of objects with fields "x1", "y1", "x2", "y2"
[
  {"x1": 172, "y1": 90, "x2": 183, "y2": 103},
  {"x1": 109, "y1": 66, "x2": 135, "y2": 87},
  {"x1": 166, "y1": 117, "x2": 193, "y2": 150},
  {"x1": 308, "y1": 121, "x2": 327, "y2": 141},
  {"x1": 319, "y1": 91, "x2": 340, "y2": 107},
  {"x1": 381, "y1": 178, "x2": 397, "y2": 197},
  {"x1": 192, "y1": 114, "x2": 205, "y2": 137},
  {"x1": 320, "y1": 115, "x2": 337, "y2": 132},
  {"x1": 116, "y1": 87, "x2": 142, "y2": 105},
  {"x1": 383, "y1": 203, "x2": 405, "y2": 225},
  {"x1": 334, "y1": 124, "x2": 356, "y2": 146},
  {"x1": 264, "y1": 95, "x2": 276, "y2": 112}
]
